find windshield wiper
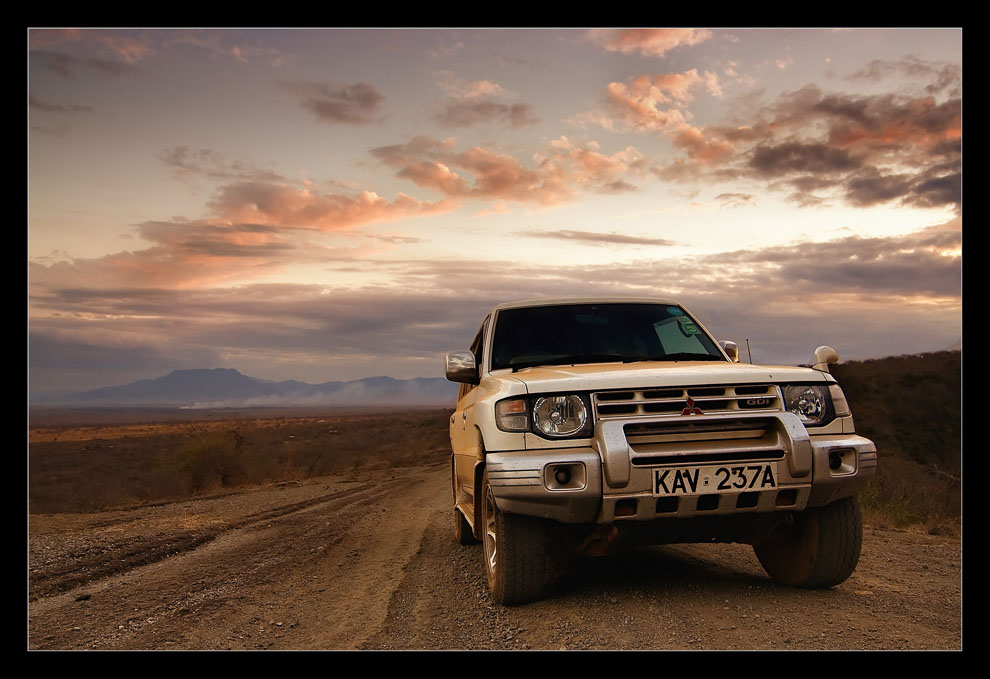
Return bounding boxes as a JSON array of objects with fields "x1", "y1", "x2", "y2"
[
  {"x1": 623, "y1": 353, "x2": 721, "y2": 363},
  {"x1": 511, "y1": 354, "x2": 625, "y2": 372}
]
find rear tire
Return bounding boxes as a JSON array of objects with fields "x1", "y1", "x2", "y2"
[
  {"x1": 482, "y1": 469, "x2": 546, "y2": 605},
  {"x1": 754, "y1": 495, "x2": 862, "y2": 588}
]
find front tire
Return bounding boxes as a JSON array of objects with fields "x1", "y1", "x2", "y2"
[
  {"x1": 754, "y1": 495, "x2": 863, "y2": 588},
  {"x1": 482, "y1": 469, "x2": 546, "y2": 605}
]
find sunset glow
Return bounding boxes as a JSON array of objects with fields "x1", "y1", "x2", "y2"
[{"x1": 29, "y1": 28, "x2": 961, "y2": 394}]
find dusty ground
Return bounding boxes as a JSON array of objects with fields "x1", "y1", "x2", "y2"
[{"x1": 28, "y1": 462, "x2": 962, "y2": 650}]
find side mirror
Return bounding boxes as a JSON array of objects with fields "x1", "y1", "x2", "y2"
[
  {"x1": 719, "y1": 341, "x2": 740, "y2": 363},
  {"x1": 812, "y1": 345, "x2": 839, "y2": 373},
  {"x1": 445, "y1": 350, "x2": 479, "y2": 384}
]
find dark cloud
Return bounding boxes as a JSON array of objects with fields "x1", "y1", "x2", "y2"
[
  {"x1": 29, "y1": 94, "x2": 93, "y2": 114},
  {"x1": 911, "y1": 171, "x2": 961, "y2": 208},
  {"x1": 700, "y1": 78, "x2": 962, "y2": 212},
  {"x1": 525, "y1": 230, "x2": 675, "y2": 247},
  {"x1": 433, "y1": 100, "x2": 537, "y2": 128},
  {"x1": 158, "y1": 146, "x2": 285, "y2": 182},
  {"x1": 844, "y1": 169, "x2": 914, "y2": 207},
  {"x1": 281, "y1": 81, "x2": 385, "y2": 125},
  {"x1": 750, "y1": 143, "x2": 861, "y2": 176}
]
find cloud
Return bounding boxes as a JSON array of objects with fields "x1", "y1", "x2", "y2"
[
  {"x1": 207, "y1": 181, "x2": 453, "y2": 229},
  {"x1": 30, "y1": 219, "x2": 960, "y2": 392},
  {"x1": 434, "y1": 72, "x2": 505, "y2": 99},
  {"x1": 431, "y1": 73, "x2": 538, "y2": 129},
  {"x1": 524, "y1": 230, "x2": 676, "y2": 247},
  {"x1": 370, "y1": 135, "x2": 648, "y2": 205},
  {"x1": 601, "y1": 71, "x2": 722, "y2": 131},
  {"x1": 280, "y1": 81, "x2": 385, "y2": 125},
  {"x1": 433, "y1": 100, "x2": 537, "y2": 128},
  {"x1": 29, "y1": 221, "x2": 314, "y2": 291},
  {"x1": 847, "y1": 54, "x2": 961, "y2": 96},
  {"x1": 30, "y1": 49, "x2": 145, "y2": 78},
  {"x1": 370, "y1": 136, "x2": 559, "y2": 203},
  {"x1": 572, "y1": 70, "x2": 727, "y2": 165},
  {"x1": 749, "y1": 143, "x2": 862, "y2": 176},
  {"x1": 427, "y1": 35, "x2": 465, "y2": 60},
  {"x1": 158, "y1": 146, "x2": 285, "y2": 183},
  {"x1": 29, "y1": 94, "x2": 93, "y2": 114},
  {"x1": 625, "y1": 67, "x2": 961, "y2": 212},
  {"x1": 587, "y1": 29, "x2": 712, "y2": 57},
  {"x1": 165, "y1": 31, "x2": 287, "y2": 66},
  {"x1": 714, "y1": 192, "x2": 754, "y2": 207},
  {"x1": 734, "y1": 84, "x2": 961, "y2": 209}
]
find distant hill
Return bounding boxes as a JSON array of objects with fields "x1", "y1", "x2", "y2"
[
  {"x1": 33, "y1": 368, "x2": 458, "y2": 408},
  {"x1": 830, "y1": 350, "x2": 961, "y2": 474}
]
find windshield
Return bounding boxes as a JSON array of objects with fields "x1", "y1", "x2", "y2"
[{"x1": 490, "y1": 303, "x2": 725, "y2": 371}]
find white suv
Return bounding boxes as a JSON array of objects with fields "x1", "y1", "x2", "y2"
[{"x1": 446, "y1": 298, "x2": 877, "y2": 604}]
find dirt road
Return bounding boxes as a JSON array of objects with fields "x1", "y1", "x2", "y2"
[{"x1": 28, "y1": 462, "x2": 962, "y2": 650}]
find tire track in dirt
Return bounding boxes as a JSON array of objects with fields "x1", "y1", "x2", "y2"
[
  {"x1": 29, "y1": 481, "x2": 379, "y2": 601},
  {"x1": 29, "y1": 462, "x2": 961, "y2": 650},
  {"x1": 29, "y1": 465, "x2": 449, "y2": 649}
]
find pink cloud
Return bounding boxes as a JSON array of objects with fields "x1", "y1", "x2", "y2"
[
  {"x1": 208, "y1": 182, "x2": 453, "y2": 230},
  {"x1": 672, "y1": 126, "x2": 734, "y2": 165},
  {"x1": 574, "y1": 71, "x2": 732, "y2": 166},
  {"x1": 587, "y1": 29, "x2": 712, "y2": 57},
  {"x1": 372, "y1": 136, "x2": 646, "y2": 205}
]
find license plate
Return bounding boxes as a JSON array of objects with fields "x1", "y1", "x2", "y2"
[{"x1": 653, "y1": 462, "x2": 778, "y2": 496}]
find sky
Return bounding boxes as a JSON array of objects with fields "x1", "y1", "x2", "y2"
[{"x1": 28, "y1": 28, "x2": 962, "y2": 395}]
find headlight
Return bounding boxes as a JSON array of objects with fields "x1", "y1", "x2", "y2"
[
  {"x1": 533, "y1": 395, "x2": 589, "y2": 437},
  {"x1": 782, "y1": 385, "x2": 831, "y2": 425}
]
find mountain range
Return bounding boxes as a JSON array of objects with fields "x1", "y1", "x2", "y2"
[{"x1": 33, "y1": 368, "x2": 458, "y2": 408}]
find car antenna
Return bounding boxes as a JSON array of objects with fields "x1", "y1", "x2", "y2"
[{"x1": 746, "y1": 339, "x2": 753, "y2": 363}]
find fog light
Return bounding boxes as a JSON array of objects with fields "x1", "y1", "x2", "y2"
[
  {"x1": 827, "y1": 448, "x2": 857, "y2": 476},
  {"x1": 545, "y1": 463, "x2": 586, "y2": 490}
]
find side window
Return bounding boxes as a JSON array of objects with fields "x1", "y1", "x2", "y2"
[{"x1": 465, "y1": 316, "x2": 489, "y2": 394}]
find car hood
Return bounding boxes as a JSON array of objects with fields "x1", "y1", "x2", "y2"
[{"x1": 494, "y1": 360, "x2": 831, "y2": 394}]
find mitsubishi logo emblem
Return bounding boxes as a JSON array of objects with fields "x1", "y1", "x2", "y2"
[{"x1": 681, "y1": 397, "x2": 704, "y2": 415}]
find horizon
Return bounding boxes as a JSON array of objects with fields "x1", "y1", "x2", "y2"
[
  {"x1": 29, "y1": 29, "x2": 961, "y2": 394},
  {"x1": 32, "y1": 341, "x2": 962, "y2": 399}
]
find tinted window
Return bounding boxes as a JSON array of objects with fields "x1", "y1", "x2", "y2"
[{"x1": 490, "y1": 303, "x2": 723, "y2": 371}]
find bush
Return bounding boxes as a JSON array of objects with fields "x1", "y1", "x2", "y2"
[{"x1": 163, "y1": 432, "x2": 245, "y2": 493}]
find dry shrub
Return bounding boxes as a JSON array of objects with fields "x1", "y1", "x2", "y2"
[
  {"x1": 860, "y1": 455, "x2": 960, "y2": 531},
  {"x1": 161, "y1": 432, "x2": 245, "y2": 493}
]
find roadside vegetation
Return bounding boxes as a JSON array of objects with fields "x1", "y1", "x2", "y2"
[
  {"x1": 831, "y1": 351, "x2": 961, "y2": 535},
  {"x1": 30, "y1": 352, "x2": 960, "y2": 533},
  {"x1": 29, "y1": 410, "x2": 453, "y2": 513}
]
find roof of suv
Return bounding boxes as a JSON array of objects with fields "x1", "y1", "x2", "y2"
[{"x1": 492, "y1": 297, "x2": 681, "y2": 312}]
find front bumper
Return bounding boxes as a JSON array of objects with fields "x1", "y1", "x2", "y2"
[{"x1": 485, "y1": 411, "x2": 877, "y2": 524}]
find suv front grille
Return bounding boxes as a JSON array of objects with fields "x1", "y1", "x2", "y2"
[{"x1": 592, "y1": 384, "x2": 782, "y2": 420}]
